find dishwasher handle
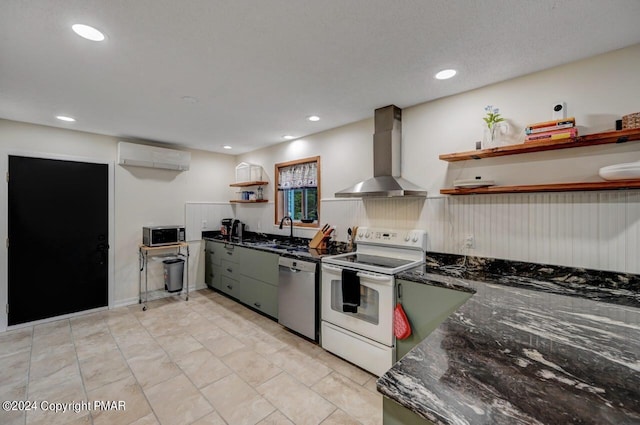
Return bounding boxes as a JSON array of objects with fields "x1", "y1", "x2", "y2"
[{"x1": 278, "y1": 257, "x2": 316, "y2": 273}]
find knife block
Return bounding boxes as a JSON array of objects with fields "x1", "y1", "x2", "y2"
[{"x1": 308, "y1": 231, "x2": 331, "y2": 249}]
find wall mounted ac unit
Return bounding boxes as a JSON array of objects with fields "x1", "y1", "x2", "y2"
[{"x1": 117, "y1": 142, "x2": 190, "y2": 171}]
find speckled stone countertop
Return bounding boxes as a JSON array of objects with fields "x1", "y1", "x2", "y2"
[
  {"x1": 202, "y1": 230, "x2": 351, "y2": 262},
  {"x1": 377, "y1": 253, "x2": 640, "y2": 425}
]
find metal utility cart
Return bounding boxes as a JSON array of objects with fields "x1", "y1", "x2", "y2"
[{"x1": 138, "y1": 242, "x2": 190, "y2": 310}]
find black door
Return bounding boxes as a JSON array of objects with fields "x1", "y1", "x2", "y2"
[{"x1": 8, "y1": 156, "x2": 108, "y2": 325}]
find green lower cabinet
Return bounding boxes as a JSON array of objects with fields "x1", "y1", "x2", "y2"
[
  {"x1": 204, "y1": 242, "x2": 281, "y2": 319},
  {"x1": 383, "y1": 398, "x2": 434, "y2": 425},
  {"x1": 236, "y1": 246, "x2": 279, "y2": 285},
  {"x1": 220, "y1": 276, "x2": 239, "y2": 298},
  {"x1": 206, "y1": 264, "x2": 223, "y2": 291},
  {"x1": 205, "y1": 241, "x2": 223, "y2": 290},
  {"x1": 237, "y1": 275, "x2": 278, "y2": 318},
  {"x1": 396, "y1": 279, "x2": 472, "y2": 360}
]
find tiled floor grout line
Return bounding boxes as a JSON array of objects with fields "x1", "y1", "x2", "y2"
[
  {"x1": 68, "y1": 318, "x2": 95, "y2": 425},
  {"x1": 134, "y1": 301, "x2": 223, "y2": 425},
  {"x1": 141, "y1": 295, "x2": 267, "y2": 423},
  {"x1": 105, "y1": 309, "x2": 166, "y2": 425},
  {"x1": 183, "y1": 296, "x2": 311, "y2": 424},
  {"x1": 257, "y1": 369, "x2": 339, "y2": 425},
  {"x1": 190, "y1": 293, "x2": 371, "y2": 425},
  {"x1": 23, "y1": 326, "x2": 34, "y2": 425},
  {"x1": 185, "y1": 296, "x2": 283, "y2": 424},
  {"x1": 191, "y1": 296, "x2": 281, "y2": 423}
]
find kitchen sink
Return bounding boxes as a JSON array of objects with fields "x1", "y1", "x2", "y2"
[
  {"x1": 244, "y1": 241, "x2": 307, "y2": 252},
  {"x1": 262, "y1": 243, "x2": 308, "y2": 252}
]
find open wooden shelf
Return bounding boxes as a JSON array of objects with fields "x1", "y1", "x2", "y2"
[
  {"x1": 229, "y1": 199, "x2": 269, "y2": 203},
  {"x1": 440, "y1": 180, "x2": 640, "y2": 195},
  {"x1": 229, "y1": 180, "x2": 268, "y2": 187},
  {"x1": 439, "y1": 128, "x2": 640, "y2": 162}
]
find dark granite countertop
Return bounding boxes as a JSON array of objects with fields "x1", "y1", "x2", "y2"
[
  {"x1": 377, "y1": 253, "x2": 640, "y2": 425},
  {"x1": 202, "y1": 230, "x2": 350, "y2": 262}
]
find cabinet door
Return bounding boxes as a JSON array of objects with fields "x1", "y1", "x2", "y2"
[
  {"x1": 396, "y1": 279, "x2": 471, "y2": 360},
  {"x1": 237, "y1": 275, "x2": 278, "y2": 318},
  {"x1": 221, "y1": 259, "x2": 238, "y2": 280},
  {"x1": 236, "y1": 247, "x2": 279, "y2": 286},
  {"x1": 383, "y1": 398, "x2": 433, "y2": 425},
  {"x1": 220, "y1": 276, "x2": 239, "y2": 298},
  {"x1": 205, "y1": 241, "x2": 223, "y2": 289},
  {"x1": 205, "y1": 253, "x2": 212, "y2": 285},
  {"x1": 205, "y1": 241, "x2": 223, "y2": 266},
  {"x1": 206, "y1": 264, "x2": 222, "y2": 291},
  {"x1": 222, "y1": 243, "x2": 238, "y2": 263}
]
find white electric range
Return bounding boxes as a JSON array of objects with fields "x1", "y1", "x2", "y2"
[{"x1": 321, "y1": 227, "x2": 427, "y2": 376}]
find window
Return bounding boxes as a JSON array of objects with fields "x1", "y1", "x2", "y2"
[{"x1": 275, "y1": 156, "x2": 320, "y2": 227}]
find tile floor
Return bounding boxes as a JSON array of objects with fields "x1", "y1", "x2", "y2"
[{"x1": 0, "y1": 289, "x2": 382, "y2": 425}]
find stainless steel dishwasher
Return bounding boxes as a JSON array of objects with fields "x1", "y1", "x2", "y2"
[{"x1": 278, "y1": 256, "x2": 318, "y2": 341}]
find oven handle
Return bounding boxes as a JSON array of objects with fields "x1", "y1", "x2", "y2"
[
  {"x1": 322, "y1": 264, "x2": 344, "y2": 273},
  {"x1": 357, "y1": 272, "x2": 391, "y2": 282}
]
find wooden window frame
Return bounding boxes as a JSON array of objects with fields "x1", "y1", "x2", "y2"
[{"x1": 274, "y1": 156, "x2": 321, "y2": 228}]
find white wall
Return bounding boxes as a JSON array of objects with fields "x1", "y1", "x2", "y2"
[
  {"x1": 231, "y1": 118, "x2": 374, "y2": 240},
  {"x1": 0, "y1": 119, "x2": 236, "y2": 330},
  {"x1": 232, "y1": 44, "x2": 640, "y2": 273}
]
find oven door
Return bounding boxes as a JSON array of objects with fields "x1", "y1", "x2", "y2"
[{"x1": 321, "y1": 263, "x2": 395, "y2": 346}]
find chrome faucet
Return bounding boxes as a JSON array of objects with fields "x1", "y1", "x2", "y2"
[{"x1": 279, "y1": 216, "x2": 293, "y2": 243}]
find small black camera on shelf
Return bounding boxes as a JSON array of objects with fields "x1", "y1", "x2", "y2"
[{"x1": 552, "y1": 101, "x2": 567, "y2": 120}]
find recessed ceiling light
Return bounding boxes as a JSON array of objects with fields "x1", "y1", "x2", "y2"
[
  {"x1": 56, "y1": 115, "x2": 76, "y2": 122},
  {"x1": 435, "y1": 69, "x2": 457, "y2": 80},
  {"x1": 72, "y1": 24, "x2": 105, "y2": 41},
  {"x1": 283, "y1": 135, "x2": 295, "y2": 140},
  {"x1": 223, "y1": 145, "x2": 232, "y2": 150},
  {"x1": 307, "y1": 115, "x2": 320, "y2": 122}
]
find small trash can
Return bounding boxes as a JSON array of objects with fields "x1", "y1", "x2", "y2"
[{"x1": 163, "y1": 259, "x2": 184, "y2": 293}]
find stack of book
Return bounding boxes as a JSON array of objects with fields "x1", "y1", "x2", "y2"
[{"x1": 525, "y1": 117, "x2": 577, "y2": 143}]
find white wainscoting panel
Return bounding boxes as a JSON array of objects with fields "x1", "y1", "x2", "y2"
[
  {"x1": 187, "y1": 191, "x2": 640, "y2": 274},
  {"x1": 627, "y1": 191, "x2": 640, "y2": 274},
  {"x1": 185, "y1": 202, "x2": 234, "y2": 241},
  {"x1": 439, "y1": 191, "x2": 640, "y2": 274},
  {"x1": 320, "y1": 198, "x2": 367, "y2": 241}
]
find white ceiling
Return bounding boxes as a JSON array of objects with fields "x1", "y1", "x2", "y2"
[{"x1": 1, "y1": 1, "x2": 640, "y2": 154}]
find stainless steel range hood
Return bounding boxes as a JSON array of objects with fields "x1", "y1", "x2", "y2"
[{"x1": 335, "y1": 105, "x2": 427, "y2": 198}]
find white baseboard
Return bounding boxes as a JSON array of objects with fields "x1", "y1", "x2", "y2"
[
  {"x1": 112, "y1": 282, "x2": 208, "y2": 309},
  {"x1": 112, "y1": 296, "x2": 140, "y2": 309},
  {"x1": 5, "y1": 306, "x2": 109, "y2": 331}
]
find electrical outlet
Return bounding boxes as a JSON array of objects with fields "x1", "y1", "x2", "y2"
[
  {"x1": 201, "y1": 220, "x2": 207, "y2": 229},
  {"x1": 464, "y1": 234, "x2": 474, "y2": 249}
]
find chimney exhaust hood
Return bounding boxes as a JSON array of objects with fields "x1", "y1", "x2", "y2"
[{"x1": 335, "y1": 105, "x2": 427, "y2": 198}]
